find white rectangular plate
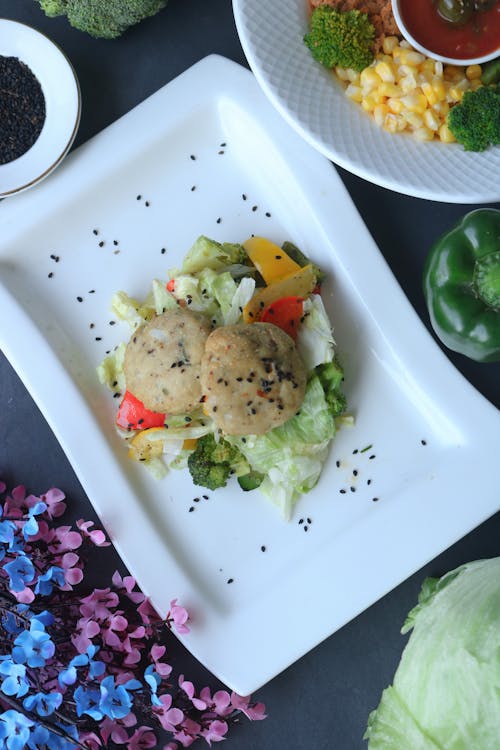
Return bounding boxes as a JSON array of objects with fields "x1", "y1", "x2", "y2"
[{"x1": 0, "y1": 55, "x2": 498, "y2": 695}]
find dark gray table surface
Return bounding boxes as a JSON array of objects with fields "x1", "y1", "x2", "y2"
[{"x1": 1, "y1": 2, "x2": 499, "y2": 748}]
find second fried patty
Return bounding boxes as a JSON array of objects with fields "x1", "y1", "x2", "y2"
[{"x1": 200, "y1": 322, "x2": 307, "y2": 435}]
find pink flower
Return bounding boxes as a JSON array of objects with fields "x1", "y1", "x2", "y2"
[
  {"x1": 153, "y1": 694, "x2": 184, "y2": 733},
  {"x1": 127, "y1": 726, "x2": 157, "y2": 750},
  {"x1": 200, "y1": 719, "x2": 228, "y2": 745},
  {"x1": 150, "y1": 645, "x2": 172, "y2": 679},
  {"x1": 112, "y1": 571, "x2": 146, "y2": 604},
  {"x1": 79, "y1": 588, "x2": 119, "y2": 620},
  {"x1": 14, "y1": 587, "x2": 35, "y2": 604},
  {"x1": 200, "y1": 687, "x2": 231, "y2": 717},
  {"x1": 230, "y1": 693, "x2": 267, "y2": 721},
  {"x1": 0, "y1": 480, "x2": 6, "y2": 493},
  {"x1": 137, "y1": 598, "x2": 161, "y2": 625},
  {"x1": 167, "y1": 599, "x2": 189, "y2": 635},
  {"x1": 100, "y1": 716, "x2": 133, "y2": 744},
  {"x1": 41, "y1": 487, "x2": 66, "y2": 518},
  {"x1": 48, "y1": 525, "x2": 83, "y2": 553},
  {"x1": 163, "y1": 744, "x2": 179, "y2": 750},
  {"x1": 60, "y1": 552, "x2": 83, "y2": 588},
  {"x1": 73, "y1": 616, "x2": 101, "y2": 652},
  {"x1": 77, "y1": 519, "x2": 109, "y2": 547}
]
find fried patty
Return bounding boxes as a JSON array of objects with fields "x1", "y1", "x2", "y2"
[
  {"x1": 123, "y1": 308, "x2": 212, "y2": 414},
  {"x1": 200, "y1": 322, "x2": 307, "y2": 435}
]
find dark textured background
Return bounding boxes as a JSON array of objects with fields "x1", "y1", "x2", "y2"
[{"x1": 0, "y1": 2, "x2": 499, "y2": 748}]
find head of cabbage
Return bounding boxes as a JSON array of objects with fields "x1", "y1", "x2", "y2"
[{"x1": 364, "y1": 557, "x2": 500, "y2": 750}]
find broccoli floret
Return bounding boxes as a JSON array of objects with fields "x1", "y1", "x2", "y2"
[
  {"x1": 447, "y1": 84, "x2": 500, "y2": 152},
  {"x1": 187, "y1": 434, "x2": 249, "y2": 491},
  {"x1": 38, "y1": 0, "x2": 66, "y2": 16},
  {"x1": 304, "y1": 7, "x2": 375, "y2": 73},
  {"x1": 315, "y1": 359, "x2": 347, "y2": 417},
  {"x1": 37, "y1": 0, "x2": 168, "y2": 39}
]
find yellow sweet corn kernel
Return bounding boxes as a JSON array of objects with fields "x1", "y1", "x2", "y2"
[
  {"x1": 421, "y1": 59, "x2": 435, "y2": 75},
  {"x1": 346, "y1": 68, "x2": 360, "y2": 83},
  {"x1": 387, "y1": 97, "x2": 404, "y2": 114},
  {"x1": 438, "y1": 122, "x2": 456, "y2": 143},
  {"x1": 335, "y1": 67, "x2": 351, "y2": 81},
  {"x1": 432, "y1": 100, "x2": 450, "y2": 117},
  {"x1": 448, "y1": 86, "x2": 464, "y2": 102},
  {"x1": 421, "y1": 81, "x2": 438, "y2": 106},
  {"x1": 383, "y1": 113, "x2": 407, "y2": 133},
  {"x1": 400, "y1": 91, "x2": 428, "y2": 113},
  {"x1": 382, "y1": 36, "x2": 399, "y2": 54},
  {"x1": 379, "y1": 82, "x2": 400, "y2": 98},
  {"x1": 431, "y1": 78, "x2": 447, "y2": 100},
  {"x1": 360, "y1": 67, "x2": 381, "y2": 90},
  {"x1": 403, "y1": 111, "x2": 424, "y2": 129},
  {"x1": 373, "y1": 103, "x2": 389, "y2": 127},
  {"x1": 398, "y1": 49, "x2": 426, "y2": 66},
  {"x1": 423, "y1": 109, "x2": 440, "y2": 131},
  {"x1": 345, "y1": 83, "x2": 363, "y2": 102},
  {"x1": 466, "y1": 64, "x2": 482, "y2": 80},
  {"x1": 375, "y1": 60, "x2": 396, "y2": 83},
  {"x1": 414, "y1": 126, "x2": 434, "y2": 141},
  {"x1": 434, "y1": 61, "x2": 444, "y2": 77},
  {"x1": 400, "y1": 74, "x2": 418, "y2": 94}
]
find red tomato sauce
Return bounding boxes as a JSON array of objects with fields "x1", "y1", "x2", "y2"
[{"x1": 398, "y1": 0, "x2": 500, "y2": 59}]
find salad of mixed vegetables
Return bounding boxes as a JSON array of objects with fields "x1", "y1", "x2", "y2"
[{"x1": 98, "y1": 235, "x2": 348, "y2": 519}]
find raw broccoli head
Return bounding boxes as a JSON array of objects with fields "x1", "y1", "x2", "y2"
[
  {"x1": 447, "y1": 84, "x2": 500, "y2": 152},
  {"x1": 304, "y1": 7, "x2": 375, "y2": 73},
  {"x1": 187, "y1": 434, "x2": 248, "y2": 491},
  {"x1": 37, "y1": 0, "x2": 168, "y2": 39}
]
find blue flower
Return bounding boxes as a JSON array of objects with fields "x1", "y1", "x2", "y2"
[
  {"x1": 12, "y1": 619, "x2": 55, "y2": 668},
  {"x1": 34, "y1": 566, "x2": 65, "y2": 596},
  {"x1": 0, "y1": 661, "x2": 29, "y2": 698},
  {"x1": 144, "y1": 664, "x2": 161, "y2": 706},
  {"x1": 26, "y1": 724, "x2": 50, "y2": 750},
  {"x1": 58, "y1": 645, "x2": 105, "y2": 687},
  {"x1": 22, "y1": 501, "x2": 47, "y2": 540},
  {"x1": 98, "y1": 675, "x2": 134, "y2": 720},
  {"x1": 23, "y1": 691, "x2": 63, "y2": 717},
  {"x1": 3, "y1": 554, "x2": 35, "y2": 592},
  {"x1": 0, "y1": 710, "x2": 33, "y2": 750},
  {"x1": 74, "y1": 685, "x2": 102, "y2": 720},
  {"x1": 0, "y1": 520, "x2": 16, "y2": 546}
]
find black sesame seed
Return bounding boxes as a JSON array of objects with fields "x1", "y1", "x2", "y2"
[
  {"x1": 145, "y1": 201, "x2": 150, "y2": 207},
  {"x1": 136, "y1": 195, "x2": 142, "y2": 200},
  {"x1": 242, "y1": 193, "x2": 247, "y2": 200},
  {"x1": 48, "y1": 272, "x2": 54, "y2": 278},
  {"x1": 189, "y1": 506, "x2": 195, "y2": 512},
  {"x1": 340, "y1": 489, "x2": 346, "y2": 494},
  {"x1": 369, "y1": 454, "x2": 376, "y2": 460},
  {"x1": 367, "y1": 478, "x2": 372, "y2": 485},
  {"x1": 95, "y1": 336, "x2": 102, "y2": 341},
  {"x1": 77, "y1": 296, "x2": 83, "y2": 302},
  {"x1": 216, "y1": 217, "x2": 222, "y2": 224},
  {"x1": 193, "y1": 497, "x2": 200, "y2": 502},
  {"x1": 372, "y1": 497, "x2": 379, "y2": 502},
  {"x1": 421, "y1": 439, "x2": 427, "y2": 445},
  {"x1": 93, "y1": 229, "x2": 99, "y2": 235},
  {"x1": 353, "y1": 469, "x2": 358, "y2": 476},
  {"x1": 90, "y1": 323, "x2": 95, "y2": 329},
  {"x1": 113, "y1": 240, "x2": 118, "y2": 246},
  {"x1": 191, "y1": 185, "x2": 196, "y2": 191},
  {"x1": 350, "y1": 486, "x2": 356, "y2": 492},
  {"x1": 335, "y1": 460, "x2": 340, "y2": 468},
  {"x1": 252, "y1": 205, "x2": 258, "y2": 212},
  {"x1": 298, "y1": 518, "x2": 304, "y2": 525},
  {"x1": 190, "y1": 154, "x2": 196, "y2": 160},
  {"x1": 265, "y1": 212, "x2": 271, "y2": 217},
  {"x1": 227, "y1": 578, "x2": 234, "y2": 584},
  {"x1": 261, "y1": 545, "x2": 266, "y2": 552},
  {"x1": 99, "y1": 241, "x2": 104, "y2": 248},
  {"x1": 203, "y1": 495, "x2": 209, "y2": 500}
]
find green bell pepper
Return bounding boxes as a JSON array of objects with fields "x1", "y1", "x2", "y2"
[{"x1": 423, "y1": 208, "x2": 500, "y2": 363}]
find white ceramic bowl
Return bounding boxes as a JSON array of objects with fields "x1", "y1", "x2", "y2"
[
  {"x1": 232, "y1": 0, "x2": 500, "y2": 203},
  {"x1": 0, "y1": 18, "x2": 81, "y2": 198},
  {"x1": 392, "y1": 0, "x2": 500, "y2": 66}
]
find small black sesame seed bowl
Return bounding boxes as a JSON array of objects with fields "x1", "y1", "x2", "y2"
[{"x1": 0, "y1": 19, "x2": 81, "y2": 198}]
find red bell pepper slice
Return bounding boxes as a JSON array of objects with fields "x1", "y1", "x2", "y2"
[
  {"x1": 166, "y1": 279, "x2": 176, "y2": 292},
  {"x1": 260, "y1": 296, "x2": 304, "y2": 340},
  {"x1": 116, "y1": 390, "x2": 166, "y2": 430}
]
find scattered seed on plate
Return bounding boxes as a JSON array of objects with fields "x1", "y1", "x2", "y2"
[
  {"x1": 98, "y1": 241, "x2": 105, "y2": 248},
  {"x1": 242, "y1": 193, "x2": 247, "y2": 201},
  {"x1": 335, "y1": 460, "x2": 341, "y2": 468},
  {"x1": 113, "y1": 240, "x2": 119, "y2": 246},
  {"x1": 216, "y1": 217, "x2": 222, "y2": 224},
  {"x1": 372, "y1": 497, "x2": 379, "y2": 502},
  {"x1": 369, "y1": 454, "x2": 376, "y2": 460},
  {"x1": 48, "y1": 272, "x2": 54, "y2": 278},
  {"x1": 95, "y1": 336, "x2": 102, "y2": 341},
  {"x1": 49, "y1": 254, "x2": 60, "y2": 262},
  {"x1": 367, "y1": 478, "x2": 372, "y2": 485},
  {"x1": 77, "y1": 296, "x2": 83, "y2": 302},
  {"x1": 265, "y1": 212, "x2": 271, "y2": 218},
  {"x1": 350, "y1": 486, "x2": 356, "y2": 492},
  {"x1": 190, "y1": 154, "x2": 196, "y2": 161},
  {"x1": 339, "y1": 488, "x2": 346, "y2": 494},
  {"x1": 252, "y1": 205, "x2": 258, "y2": 212},
  {"x1": 161, "y1": 247, "x2": 166, "y2": 254},
  {"x1": 145, "y1": 201, "x2": 150, "y2": 207},
  {"x1": 88, "y1": 289, "x2": 95, "y2": 294},
  {"x1": 220, "y1": 142, "x2": 227, "y2": 147},
  {"x1": 261, "y1": 545, "x2": 266, "y2": 552},
  {"x1": 353, "y1": 469, "x2": 358, "y2": 476},
  {"x1": 218, "y1": 149, "x2": 225, "y2": 155},
  {"x1": 202, "y1": 495, "x2": 209, "y2": 500},
  {"x1": 227, "y1": 578, "x2": 234, "y2": 584},
  {"x1": 352, "y1": 448, "x2": 359, "y2": 454},
  {"x1": 136, "y1": 194, "x2": 142, "y2": 200},
  {"x1": 188, "y1": 506, "x2": 195, "y2": 513},
  {"x1": 93, "y1": 229, "x2": 99, "y2": 235},
  {"x1": 421, "y1": 439, "x2": 427, "y2": 446},
  {"x1": 190, "y1": 185, "x2": 196, "y2": 192}
]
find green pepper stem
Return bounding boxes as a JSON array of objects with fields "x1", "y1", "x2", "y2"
[{"x1": 473, "y1": 251, "x2": 500, "y2": 310}]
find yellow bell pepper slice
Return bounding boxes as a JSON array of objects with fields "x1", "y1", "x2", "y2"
[
  {"x1": 243, "y1": 264, "x2": 316, "y2": 323},
  {"x1": 128, "y1": 427, "x2": 169, "y2": 462},
  {"x1": 243, "y1": 237, "x2": 302, "y2": 284}
]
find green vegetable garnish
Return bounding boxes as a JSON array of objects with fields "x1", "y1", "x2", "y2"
[
  {"x1": 447, "y1": 83, "x2": 500, "y2": 152},
  {"x1": 304, "y1": 7, "x2": 375, "y2": 73},
  {"x1": 37, "y1": 0, "x2": 168, "y2": 39}
]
